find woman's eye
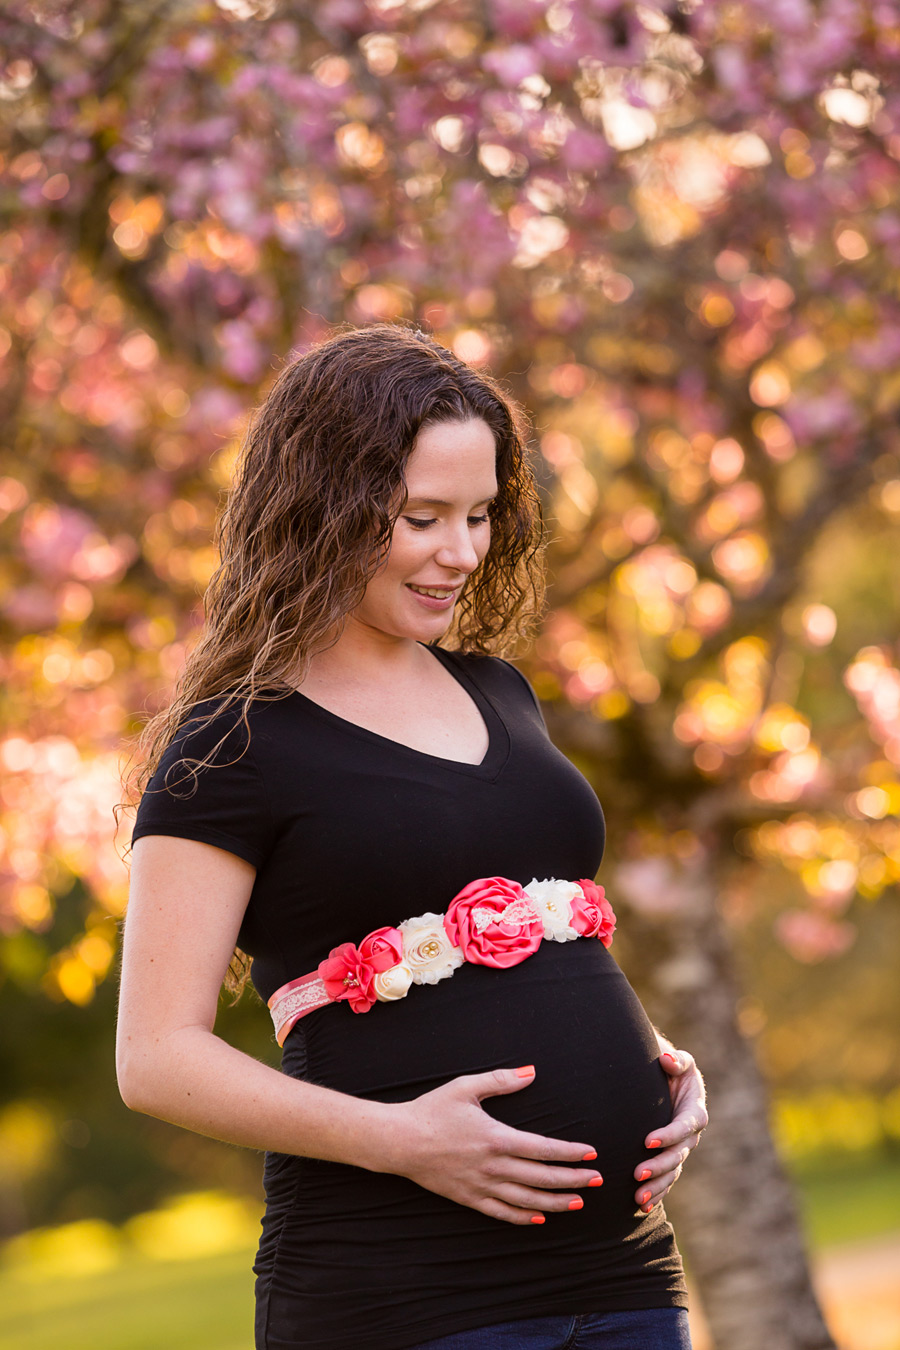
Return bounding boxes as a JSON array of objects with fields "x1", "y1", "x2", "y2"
[{"x1": 403, "y1": 514, "x2": 489, "y2": 531}]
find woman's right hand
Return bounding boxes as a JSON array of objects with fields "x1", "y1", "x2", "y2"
[{"x1": 378, "y1": 1066, "x2": 603, "y2": 1226}]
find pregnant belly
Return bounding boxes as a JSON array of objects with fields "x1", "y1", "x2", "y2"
[
  {"x1": 286, "y1": 940, "x2": 671, "y2": 1226},
  {"x1": 259, "y1": 943, "x2": 685, "y2": 1348}
]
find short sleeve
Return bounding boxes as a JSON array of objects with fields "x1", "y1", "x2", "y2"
[{"x1": 130, "y1": 701, "x2": 275, "y2": 869}]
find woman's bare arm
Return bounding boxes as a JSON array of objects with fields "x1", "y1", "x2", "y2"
[
  {"x1": 116, "y1": 834, "x2": 391, "y2": 1162},
  {"x1": 116, "y1": 835, "x2": 602, "y2": 1225}
]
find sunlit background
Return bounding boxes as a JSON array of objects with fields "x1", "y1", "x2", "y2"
[{"x1": 1, "y1": 1, "x2": 900, "y2": 1347}]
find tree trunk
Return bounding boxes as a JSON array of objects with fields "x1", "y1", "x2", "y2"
[{"x1": 615, "y1": 853, "x2": 836, "y2": 1350}]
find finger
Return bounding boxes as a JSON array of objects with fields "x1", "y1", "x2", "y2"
[
  {"x1": 501, "y1": 1125, "x2": 601, "y2": 1168},
  {"x1": 479, "y1": 1196, "x2": 557, "y2": 1227},
  {"x1": 660, "y1": 1054, "x2": 707, "y2": 1120},
  {"x1": 498, "y1": 1160, "x2": 605, "y2": 1191},
  {"x1": 644, "y1": 1113, "x2": 707, "y2": 1151},
  {"x1": 458, "y1": 1065, "x2": 541, "y2": 1103},
  {"x1": 659, "y1": 1050, "x2": 687, "y2": 1075},
  {"x1": 638, "y1": 1146, "x2": 694, "y2": 1180},
  {"x1": 660, "y1": 1049, "x2": 701, "y2": 1080},
  {"x1": 636, "y1": 1180, "x2": 670, "y2": 1210},
  {"x1": 634, "y1": 1164, "x2": 680, "y2": 1203},
  {"x1": 492, "y1": 1181, "x2": 591, "y2": 1214},
  {"x1": 636, "y1": 1165, "x2": 682, "y2": 1211},
  {"x1": 653, "y1": 1166, "x2": 681, "y2": 1192},
  {"x1": 635, "y1": 1143, "x2": 692, "y2": 1180}
]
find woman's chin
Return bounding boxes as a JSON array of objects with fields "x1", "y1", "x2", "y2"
[
  {"x1": 413, "y1": 617, "x2": 454, "y2": 643},
  {"x1": 402, "y1": 601, "x2": 457, "y2": 638}
]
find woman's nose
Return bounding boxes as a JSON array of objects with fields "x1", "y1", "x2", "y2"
[{"x1": 435, "y1": 522, "x2": 481, "y2": 573}]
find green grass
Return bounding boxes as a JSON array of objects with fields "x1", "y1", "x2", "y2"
[
  {"x1": 2, "y1": 1155, "x2": 899, "y2": 1350},
  {"x1": 790, "y1": 1148, "x2": 900, "y2": 1249},
  {"x1": 0, "y1": 1248, "x2": 256, "y2": 1350}
]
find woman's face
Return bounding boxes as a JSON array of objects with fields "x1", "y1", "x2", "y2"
[{"x1": 348, "y1": 417, "x2": 498, "y2": 647}]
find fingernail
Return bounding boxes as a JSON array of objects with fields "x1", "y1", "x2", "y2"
[
  {"x1": 642, "y1": 1202, "x2": 653, "y2": 1213},
  {"x1": 530, "y1": 1214, "x2": 545, "y2": 1224},
  {"x1": 641, "y1": 1189, "x2": 652, "y2": 1204},
  {"x1": 516, "y1": 1065, "x2": 536, "y2": 1078},
  {"x1": 662, "y1": 1053, "x2": 678, "y2": 1065},
  {"x1": 639, "y1": 1169, "x2": 652, "y2": 1181},
  {"x1": 568, "y1": 1197, "x2": 583, "y2": 1210},
  {"x1": 582, "y1": 1150, "x2": 597, "y2": 1161},
  {"x1": 588, "y1": 1175, "x2": 604, "y2": 1187},
  {"x1": 647, "y1": 1138, "x2": 662, "y2": 1148}
]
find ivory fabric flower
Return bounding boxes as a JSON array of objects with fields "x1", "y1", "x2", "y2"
[
  {"x1": 524, "y1": 877, "x2": 582, "y2": 942},
  {"x1": 400, "y1": 912, "x2": 464, "y2": 985},
  {"x1": 374, "y1": 962, "x2": 414, "y2": 1002}
]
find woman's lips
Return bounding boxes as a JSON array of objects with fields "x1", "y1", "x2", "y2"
[{"x1": 406, "y1": 583, "x2": 458, "y2": 609}]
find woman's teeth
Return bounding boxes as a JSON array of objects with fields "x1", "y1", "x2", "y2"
[{"x1": 409, "y1": 585, "x2": 454, "y2": 598}]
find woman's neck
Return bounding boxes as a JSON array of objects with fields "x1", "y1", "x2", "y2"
[{"x1": 296, "y1": 626, "x2": 436, "y2": 694}]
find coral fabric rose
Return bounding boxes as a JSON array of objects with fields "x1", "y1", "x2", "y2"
[
  {"x1": 358, "y1": 926, "x2": 403, "y2": 972},
  {"x1": 571, "y1": 879, "x2": 616, "y2": 948},
  {"x1": 318, "y1": 942, "x2": 378, "y2": 1013},
  {"x1": 443, "y1": 876, "x2": 543, "y2": 969}
]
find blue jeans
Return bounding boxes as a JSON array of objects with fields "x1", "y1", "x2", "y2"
[{"x1": 411, "y1": 1308, "x2": 692, "y2": 1350}]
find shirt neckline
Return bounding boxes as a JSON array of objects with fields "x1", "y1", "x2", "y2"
[{"x1": 283, "y1": 644, "x2": 511, "y2": 781}]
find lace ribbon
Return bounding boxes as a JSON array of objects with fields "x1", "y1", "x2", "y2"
[{"x1": 471, "y1": 898, "x2": 537, "y2": 932}]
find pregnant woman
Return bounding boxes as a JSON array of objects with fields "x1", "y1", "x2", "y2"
[{"x1": 117, "y1": 324, "x2": 707, "y2": 1350}]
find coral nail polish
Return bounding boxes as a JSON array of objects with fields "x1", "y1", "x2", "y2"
[
  {"x1": 588, "y1": 1176, "x2": 604, "y2": 1187},
  {"x1": 639, "y1": 1169, "x2": 652, "y2": 1181},
  {"x1": 641, "y1": 1189, "x2": 652, "y2": 1204},
  {"x1": 530, "y1": 1214, "x2": 545, "y2": 1224},
  {"x1": 516, "y1": 1065, "x2": 536, "y2": 1078},
  {"x1": 582, "y1": 1150, "x2": 598, "y2": 1161},
  {"x1": 568, "y1": 1198, "x2": 584, "y2": 1210},
  {"x1": 647, "y1": 1138, "x2": 662, "y2": 1148}
]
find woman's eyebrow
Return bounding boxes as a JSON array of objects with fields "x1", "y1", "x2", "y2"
[{"x1": 405, "y1": 495, "x2": 496, "y2": 508}]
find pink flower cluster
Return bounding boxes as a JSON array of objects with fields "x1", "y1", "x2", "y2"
[
  {"x1": 318, "y1": 926, "x2": 403, "y2": 1014},
  {"x1": 316, "y1": 876, "x2": 615, "y2": 1014}
]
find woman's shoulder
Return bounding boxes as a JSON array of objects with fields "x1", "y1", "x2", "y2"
[
  {"x1": 439, "y1": 648, "x2": 544, "y2": 716},
  {"x1": 164, "y1": 687, "x2": 302, "y2": 756},
  {"x1": 134, "y1": 691, "x2": 283, "y2": 863},
  {"x1": 141, "y1": 687, "x2": 303, "y2": 805}
]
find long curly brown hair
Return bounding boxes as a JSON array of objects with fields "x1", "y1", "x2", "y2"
[{"x1": 120, "y1": 322, "x2": 546, "y2": 998}]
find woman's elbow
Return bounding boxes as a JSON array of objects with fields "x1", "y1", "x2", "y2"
[
  {"x1": 116, "y1": 1016, "x2": 211, "y2": 1115},
  {"x1": 115, "y1": 1035, "x2": 157, "y2": 1114},
  {"x1": 116, "y1": 1061, "x2": 145, "y2": 1113},
  {"x1": 118, "y1": 1080, "x2": 148, "y2": 1114}
]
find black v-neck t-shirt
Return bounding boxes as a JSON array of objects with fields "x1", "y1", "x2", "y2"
[{"x1": 131, "y1": 648, "x2": 687, "y2": 1349}]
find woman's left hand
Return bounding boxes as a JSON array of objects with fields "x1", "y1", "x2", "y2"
[{"x1": 633, "y1": 1047, "x2": 708, "y2": 1213}]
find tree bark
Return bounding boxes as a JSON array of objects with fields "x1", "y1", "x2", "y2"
[{"x1": 614, "y1": 853, "x2": 836, "y2": 1350}]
